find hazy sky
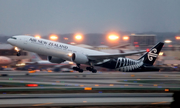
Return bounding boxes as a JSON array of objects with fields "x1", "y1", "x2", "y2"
[{"x1": 0, "y1": 0, "x2": 180, "y2": 35}]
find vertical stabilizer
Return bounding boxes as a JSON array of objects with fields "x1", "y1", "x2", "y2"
[{"x1": 138, "y1": 42, "x2": 164, "y2": 66}]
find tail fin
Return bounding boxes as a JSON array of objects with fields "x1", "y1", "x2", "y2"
[
  {"x1": 138, "y1": 42, "x2": 164, "y2": 66},
  {"x1": 29, "y1": 52, "x2": 42, "y2": 62}
]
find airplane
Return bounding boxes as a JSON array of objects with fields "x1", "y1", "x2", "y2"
[
  {"x1": 0, "y1": 56, "x2": 12, "y2": 66},
  {"x1": 0, "y1": 56, "x2": 12, "y2": 70},
  {"x1": 7, "y1": 35, "x2": 164, "y2": 73}
]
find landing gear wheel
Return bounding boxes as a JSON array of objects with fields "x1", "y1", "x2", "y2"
[
  {"x1": 73, "y1": 67, "x2": 78, "y2": 71},
  {"x1": 86, "y1": 67, "x2": 97, "y2": 73},
  {"x1": 17, "y1": 52, "x2": 21, "y2": 56},
  {"x1": 78, "y1": 69, "x2": 83, "y2": 73},
  {"x1": 86, "y1": 67, "x2": 92, "y2": 71},
  {"x1": 92, "y1": 69, "x2": 97, "y2": 73},
  {"x1": 73, "y1": 65, "x2": 83, "y2": 73}
]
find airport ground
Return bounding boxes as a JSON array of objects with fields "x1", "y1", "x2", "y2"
[{"x1": 0, "y1": 71, "x2": 180, "y2": 108}]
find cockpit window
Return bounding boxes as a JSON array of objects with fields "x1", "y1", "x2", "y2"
[{"x1": 10, "y1": 37, "x2": 17, "y2": 39}]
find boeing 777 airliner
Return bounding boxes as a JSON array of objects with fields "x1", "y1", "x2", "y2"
[{"x1": 7, "y1": 35, "x2": 164, "y2": 73}]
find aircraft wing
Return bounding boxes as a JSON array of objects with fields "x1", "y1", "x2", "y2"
[{"x1": 87, "y1": 50, "x2": 146, "y2": 61}]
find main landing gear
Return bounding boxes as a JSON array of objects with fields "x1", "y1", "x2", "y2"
[
  {"x1": 72, "y1": 64, "x2": 97, "y2": 73},
  {"x1": 86, "y1": 67, "x2": 97, "y2": 73},
  {"x1": 73, "y1": 64, "x2": 83, "y2": 73},
  {"x1": 87, "y1": 62, "x2": 97, "y2": 73}
]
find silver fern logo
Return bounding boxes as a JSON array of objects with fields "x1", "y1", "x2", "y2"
[
  {"x1": 148, "y1": 48, "x2": 158, "y2": 61},
  {"x1": 115, "y1": 58, "x2": 144, "y2": 72}
]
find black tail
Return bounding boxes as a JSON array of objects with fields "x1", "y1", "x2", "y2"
[{"x1": 138, "y1": 42, "x2": 164, "y2": 66}]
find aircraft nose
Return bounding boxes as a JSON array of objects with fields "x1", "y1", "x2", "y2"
[{"x1": 7, "y1": 38, "x2": 12, "y2": 44}]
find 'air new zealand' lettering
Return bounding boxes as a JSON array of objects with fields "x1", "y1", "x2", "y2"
[{"x1": 29, "y1": 38, "x2": 68, "y2": 49}]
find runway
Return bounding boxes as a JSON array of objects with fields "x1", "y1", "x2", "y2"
[
  {"x1": 0, "y1": 71, "x2": 179, "y2": 107},
  {"x1": 1, "y1": 71, "x2": 180, "y2": 89},
  {"x1": 0, "y1": 93, "x2": 173, "y2": 99},
  {"x1": 0, "y1": 93, "x2": 172, "y2": 107}
]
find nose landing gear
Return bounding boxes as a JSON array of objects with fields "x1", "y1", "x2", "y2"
[
  {"x1": 14, "y1": 47, "x2": 21, "y2": 56},
  {"x1": 16, "y1": 51, "x2": 21, "y2": 56}
]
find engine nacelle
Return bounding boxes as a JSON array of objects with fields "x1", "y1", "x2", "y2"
[
  {"x1": 72, "y1": 53, "x2": 89, "y2": 64},
  {"x1": 47, "y1": 56, "x2": 65, "y2": 63}
]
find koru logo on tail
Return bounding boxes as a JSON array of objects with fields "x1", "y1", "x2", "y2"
[{"x1": 148, "y1": 48, "x2": 158, "y2": 61}]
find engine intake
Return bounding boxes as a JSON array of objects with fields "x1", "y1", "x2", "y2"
[
  {"x1": 47, "y1": 56, "x2": 65, "y2": 63},
  {"x1": 72, "y1": 53, "x2": 89, "y2": 64}
]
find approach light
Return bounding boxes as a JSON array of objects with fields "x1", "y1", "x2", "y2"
[
  {"x1": 123, "y1": 36, "x2": 129, "y2": 40},
  {"x1": 108, "y1": 34, "x2": 119, "y2": 40},
  {"x1": 49, "y1": 35, "x2": 58, "y2": 41},
  {"x1": 35, "y1": 35, "x2": 41, "y2": 39},
  {"x1": 175, "y1": 36, "x2": 180, "y2": 40},
  {"x1": 75, "y1": 34, "x2": 83, "y2": 40},
  {"x1": 164, "y1": 40, "x2": 172, "y2": 43}
]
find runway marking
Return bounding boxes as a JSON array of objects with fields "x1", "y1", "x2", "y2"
[
  {"x1": 151, "y1": 101, "x2": 168, "y2": 104},
  {"x1": 33, "y1": 102, "x2": 53, "y2": 106}
]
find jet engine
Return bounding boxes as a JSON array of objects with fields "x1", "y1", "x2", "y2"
[
  {"x1": 72, "y1": 53, "x2": 89, "y2": 64},
  {"x1": 47, "y1": 56, "x2": 65, "y2": 63}
]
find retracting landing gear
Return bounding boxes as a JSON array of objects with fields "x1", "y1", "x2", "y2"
[
  {"x1": 14, "y1": 47, "x2": 21, "y2": 56},
  {"x1": 72, "y1": 64, "x2": 83, "y2": 73},
  {"x1": 16, "y1": 51, "x2": 21, "y2": 56}
]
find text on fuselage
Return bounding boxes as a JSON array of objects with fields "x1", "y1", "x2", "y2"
[{"x1": 29, "y1": 38, "x2": 68, "y2": 50}]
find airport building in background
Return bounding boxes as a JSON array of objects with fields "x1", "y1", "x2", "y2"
[{"x1": 128, "y1": 34, "x2": 156, "y2": 46}]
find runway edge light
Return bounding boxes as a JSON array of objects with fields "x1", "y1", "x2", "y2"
[
  {"x1": 165, "y1": 89, "x2": 169, "y2": 92},
  {"x1": 84, "y1": 87, "x2": 92, "y2": 90},
  {"x1": 26, "y1": 84, "x2": 38, "y2": 87}
]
